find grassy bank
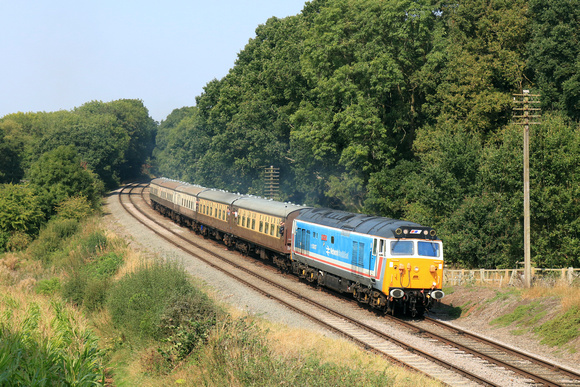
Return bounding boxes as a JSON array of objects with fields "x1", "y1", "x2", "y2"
[
  {"x1": 437, "y1": 285, "x2": 580, "y2": 356},
  {"x1": 0, "y1": 215, "x2": 441, "y2": 386}
]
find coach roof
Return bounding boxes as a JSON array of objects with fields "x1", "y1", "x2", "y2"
[{"x1": 234, "y1": 196, "x2": 309, "y2": 218}]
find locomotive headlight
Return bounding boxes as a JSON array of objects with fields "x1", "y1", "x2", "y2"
[
  {"x1": 414, "y1": 266, "x2": 419, "y2": 272},
  {"x1": 423, "y1": 230, "x2": 429, "y2": 236}
]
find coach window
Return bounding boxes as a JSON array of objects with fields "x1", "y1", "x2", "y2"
[
  {"x1": 251, "y1": 219, "x2": 256, "y2": 230},
  {"x1": 259, "y1": 221, "x2": 264, "y2": 233},
  {"x1": 270, "y1": 224, "x2": 274, "y2": 235}
]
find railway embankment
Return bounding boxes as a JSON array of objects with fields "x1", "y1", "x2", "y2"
[{"x1": 432, "y1": 284, "x2": 580, "y2": 371}]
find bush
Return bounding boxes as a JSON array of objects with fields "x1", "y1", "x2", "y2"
[
  {"x1": 61, "y1": 271, "x2": 88, "y2": 307},
  {"x1": 6, "y1": 231, "x2": 32, "y2": 251},
  {"x1": 80, "y1": 231, "x2": 108, "y2": 255},
  {"x1": 61, "y1": 252, "x2": 123, "y2": 312},
  {"x1": 28, "y1": 218, "x2": 79, "y2": 262},
  {"x1": 85, "y1": 252, "x2": 123, "y2": 280},
  {"x1": 55, "y1": 195, "x2": 95, "y2": 220},
  {"x1": 107, "y1": 261, "x2": 220, "y2": 344}
]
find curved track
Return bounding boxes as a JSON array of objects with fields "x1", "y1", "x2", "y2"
[{"x1": 116, "y1": 183, "x2": 580, "y2": 387}]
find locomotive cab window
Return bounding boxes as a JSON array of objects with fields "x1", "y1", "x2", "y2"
[
  {"x1": 418, "y1": 241, "x2": 440, "y2": 257},
  {"x1": 391, "y1": 240, "x2": 414, "y2": 255}
]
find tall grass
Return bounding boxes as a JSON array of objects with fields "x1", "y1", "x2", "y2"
[{"x1": 0, "y1": 289, "x2": 104, "y2": 386}]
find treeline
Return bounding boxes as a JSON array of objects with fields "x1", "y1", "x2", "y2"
[
  {"x1": 154, "y1": 0, "x2": 579, "y2": 269},
  {"x1": 0, "y1": 99, "x2": 156, "y2": 251}
]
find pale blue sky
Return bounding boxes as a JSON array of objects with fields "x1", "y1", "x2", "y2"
[{"x1": 0, "y1": 1, "x2": 307, "y2": 122}]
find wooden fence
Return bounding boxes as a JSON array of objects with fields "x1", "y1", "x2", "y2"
[{"x1": 443, "y1": 267, "x2": 580, "y2": 287}]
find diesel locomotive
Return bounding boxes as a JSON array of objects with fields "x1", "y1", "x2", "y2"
[{"x1": 149, "y1": 178, "x2": 444, "y2": 317}]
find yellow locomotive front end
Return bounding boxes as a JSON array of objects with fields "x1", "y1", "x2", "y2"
[{"x1": 381, "y1": 227, "x2": 444, "y2": 316}]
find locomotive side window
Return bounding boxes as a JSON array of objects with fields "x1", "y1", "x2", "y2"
[
  {"x1": 391, "y1": 241, "x2": 414, "y2": 255},
  {"x1": 418, "y1": 241, "x2": 440, "y2": 257},
  {"x1": 379, "y1": 239, "x2": 385, "y2": 255}
]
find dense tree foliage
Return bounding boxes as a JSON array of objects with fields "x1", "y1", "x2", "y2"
[
  {"x1": 0, "y1": 99, "x2": 156, "y2": 249},
  {"x1": 0, "y1": 99, "x2": 156, "y2": 188},
  {"x1": 28, "y1": 145, "x2": 104, "y2": 217},
  {"x1": 153, "y1": 0, "x2": 579, "y2": 269}
]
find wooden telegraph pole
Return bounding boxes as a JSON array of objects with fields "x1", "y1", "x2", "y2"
[{"x1": 513, "y1": 90, "x2": 540, "y2": 288}]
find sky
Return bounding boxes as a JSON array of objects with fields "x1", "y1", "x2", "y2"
[{"x1": 0, "y1": 0, "x2": 308, "y2": 122}]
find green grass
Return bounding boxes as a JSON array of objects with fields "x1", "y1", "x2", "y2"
[
  {"x1": 535, "y1": 307, "x2": 580, "y2": 347},
  {"x1": 0, "y1": 297, "x2": 104, "y2": 386},
  {"x1": 490, "y1": 301, "x2": 545, "y2": 327}
]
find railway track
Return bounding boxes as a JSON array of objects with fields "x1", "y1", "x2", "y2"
[{"x1": 116, "y1": 183, "x2": 580, "y2": 387}]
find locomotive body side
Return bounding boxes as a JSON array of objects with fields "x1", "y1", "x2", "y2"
[{"x1": 292, "y1": 207, "x2": 444, "y2": 316}]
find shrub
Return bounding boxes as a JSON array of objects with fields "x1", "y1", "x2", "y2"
[
  {"x1": 61, "y1": 271, "x2": 88, "y2": 307},
  {"x1": 85, "y1": 252, "x2": 123, "y2": 280},
  {"x1": 55, "y1": 195, "x2": 95, "y2": 220},
  {"x1": 107, "y1": 261, "x2": 220, "y2": 345},
  {"x1": 80, "y1": 231, "x2": 108, "y2": 255},
  {"x1": 6, "y1": 231, "x2": 32, "y2": 251},
  {"x1": 28, "y1": 218, "x2": 79, "y2": 262}
]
